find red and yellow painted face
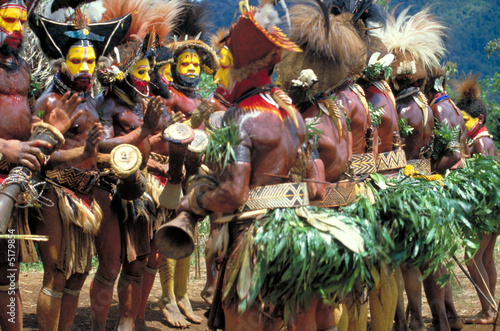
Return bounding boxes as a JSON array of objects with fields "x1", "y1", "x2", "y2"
[
  {"x1": 158, "y1": 63, "x2": 173, "y2": 84},
  {"x1": 131, "y1": 58, "x2": 151, "y2": 95},
  {"x1": 66, "y1": 45, "x2": 96, "y2": 78},
  {"x1": 176, "y1": 51, "x2": 200, "y2": 78},
  {"x1": 214, "y1": 46, "x2": 236, "y2": 102},
  {"x1": 462, "y1": 110, "x2": 479, "y2": 133},
  {"x1": 0, "y1": 3, "x2": 27, "y2": 49}
]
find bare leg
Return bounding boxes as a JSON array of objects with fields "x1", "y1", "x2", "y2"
[
  {"x1": 175, "y1": 256, "x2": 202, "y2": 323},
  {"x1": 91, "y1": 189, "x2": 121, "y2": 331},
  {"x1": 421, "y1": 264, "x2": 450, "y2": 330},
  {"x1": 201, "y1": 219, "x2": 220, "y2": 305},
  {"x1": 135, "y1": 241, "x2": 162, "y2": 331},
  {"x1": 394, "y1": 267, "x2": 409, "y2": 330},
  {"x1": 0, "y1": 259, "x2": 22, "y2": 331},
  {"x1": 58, "y1": 273, "x2": 88, "y2": 330},
  {"x1": 484, "y1": 233, "x2": 498, "y2": 299},
  {"x1": 315, "y1": 297, "x2": 337, "y2": 330},
  {"x1": 401, "y1": 263, "x2": 425, "y2": 331},
  {"x1": 34, "y1": 191, "x2": 66, "y2": 331},
  {"x1": 224, "y1": 304, "x2": 282, "y2": 331},
  {"x1": 464, "y1": 232, "x2": 497, "y2": 324},
  {"x1": 158, "y1": 256, "x2": 190, "y2": 328},
  {"x1": 116, "y1": 257, "x2": 147, "y2": 331},
  {"x1": 443, "y1": 274, "x2": 463, "y2": 330},
  {"x1": 290, "y1": 297, "x2": 318, "y2": 331}
]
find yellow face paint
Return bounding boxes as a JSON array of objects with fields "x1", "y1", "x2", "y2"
[
  {"x1": 462, "y1": 110, "x2": 479, "y2": 132},
  {"x1": 65, "y1": 45, "x2": 96, "y2": 78},
  {"x1": 0, "y1": 4, "x2": 27, "y2": 48},
  {"x1": 132, "y1": 58, "x2": 151, "y2": 83},
  {"x1": 158, "y1": 63, "x2": 173, "y2": 83},
  {"x1": 176, "y1": 51, "x2": 200, "y2": 78},
  {"x1": 214, "y1": 46, "x2": 234, "y2": 90}
]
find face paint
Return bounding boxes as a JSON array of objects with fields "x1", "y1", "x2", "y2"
[
  {"x1": 462, "y1": 110, "x2": 479, "y2": 133},
  {"x1": 65, "y1": 45, "x2": 96, "y2": 91},
  {"x1": 176, "y1": 51, "x2": 200, "y2": 78},
  {"x1": 131, "y1": 58, "x2": 151, "y2": 95},
  {"x1": 158, "y1": 63, "x2": 173, "y2": 84},
  {"x1": 0, "y1": 4, "x2": 27, "y2": 49},
  {"x1": 214, "y1": 46, "x2": 236, "y2": 103}
]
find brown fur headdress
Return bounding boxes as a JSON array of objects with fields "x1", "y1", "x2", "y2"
[
  {"x1": 278, "y1": 1, "x2": 366, "y2": 104},
  {"x1": 98, "y1": 0, "x2": 180, "y2": 78}
]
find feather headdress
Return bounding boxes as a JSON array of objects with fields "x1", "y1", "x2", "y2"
[
  {"x1": 278, "y1": 0, "x2": 365, "y2": 104},
  {"x1": 98, "y1": 0, "x2": 180, "y2": 81},
  {"x1": 168, "y1": 0, "x2": 219, "y2": 74},
  {"x1": 455, "y1": 74, "x2": 487, "y2": 120},
  {"x1": 371, "y1": 7, "x2": 447, "y2": 88}
]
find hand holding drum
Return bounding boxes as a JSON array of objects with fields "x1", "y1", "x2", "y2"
[
  {"x1": 110, "y1": 144, "x2": 147, "y2": 201},
  {"x1": 159, "y1": 123, "x2": 194, "y2": 209}
]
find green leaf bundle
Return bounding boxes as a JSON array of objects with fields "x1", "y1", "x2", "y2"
[
  {"x1": 205, "y1": 122, "x2": 240, "y2": 172},
  {"x1": 432, "y1": 119, "x2": 461, "y2": 160},
  {"x1": 232, "y1": 207, "x2": 393, "y2": 322}
]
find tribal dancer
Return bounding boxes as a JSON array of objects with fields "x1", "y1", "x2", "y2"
[
  {"x1": 89, "y1": 0, "x2": 173, "y2": 329},
  {"x1": 373, "y1": 7, "x2": 463, "y2": 330},
  {"x1": 155, "y1": 2, "x2": 219, "y2": 327},
  {"x1": 0, "y1": 1, "x2": 83, "y2": 329},
  {"x1": 457, "y1": 75, "x2": 498, "y2": 325},
  {"x1": 161, "y1": 2, "x2": 383, "y2": 330},
  {"x1": 425, "y1": 67, "x2": 469, "y2": 173},
  {"x1": 29, "y1": 5, "x2": 130, "y2": 329}
]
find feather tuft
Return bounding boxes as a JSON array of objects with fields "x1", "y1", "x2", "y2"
[
  {"x1": 456, "y1": 74, "x2": 481, "y2": 101},
  {"x1": 254, "y1": 4, "x2": 280, "y2": 32},
  {"x1": 371, "y1": 7, "x2": 447, "y2": 72}
]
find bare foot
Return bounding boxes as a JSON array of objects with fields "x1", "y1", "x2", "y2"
[
  {"x1": 408, "y1": 313, "x2": 426, "y2": 331},
  {"x1": 134, "y1": 318, "x2": 149, "y2": 331},
  {"x1": 463, "y1": 311, "x2": 497, "y2": 324},
  {"x1": 447, "y1": 315, "x2": 463, "y2": 330},
  {"x1": 177, "y1": 296, "x2": 203, "y2": 324},
  {"x1": 158, "y1": 295, "x2": 191, "y2": 328},
  {"x1": 201, "y1": 285, "x2": 214, "y2": 305}
]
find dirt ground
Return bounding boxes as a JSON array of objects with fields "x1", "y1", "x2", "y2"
[{"x1": 18, "y1": 259, "x2": 500, "y2": 331}]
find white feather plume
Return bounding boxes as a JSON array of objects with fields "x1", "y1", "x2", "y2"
[
  {"x1": 370, "y1": 7, "x2": 447, "y2": 71},
  {"x1": 86, "y1": 0, "x2": 106, "y2": 23},
  {"x1": 254, "y1": 4, "x2": 281, "y2": 32}
]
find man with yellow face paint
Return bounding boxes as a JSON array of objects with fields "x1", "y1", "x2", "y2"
[
  {"x1": 29, "y1": 9, "x2": 131, "y2": 330},
  {"x1": 456, "y1": 75, "x2": 498, "y2": 325}
]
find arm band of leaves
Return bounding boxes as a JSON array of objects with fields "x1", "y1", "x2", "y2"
[
  {"x1": 234, "y1": 145, "x2": 251, "y2": 163},
  {"x1": 30, "y1": 122, "x2": 65, "y2": 155}
]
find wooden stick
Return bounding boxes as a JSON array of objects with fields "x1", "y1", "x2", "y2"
[{"x1": 0, "y1": 234, "x2": 49, "y2": 241}]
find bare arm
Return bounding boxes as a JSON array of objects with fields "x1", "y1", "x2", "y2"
[
  {"x1": 99, "y1": 97, "x2": 163, "y2": 153},
  {"x1": 46, "y1": 123, "x2": 103, "y2": 169}
]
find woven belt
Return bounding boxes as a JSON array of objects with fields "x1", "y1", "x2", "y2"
[
  {"x1": 310, "y1": 180, "x2": 360, "y2": 208},
  {"x1": 45, "y1": 167, "x2": 100, "y2": 195},
  {"x1": 239, "y1": 182, "x2": 309, "y2": 212},
  {"x1": 376, "y1": 150, "x2": 407, "y2": 172},
  {"x1": 350, "y1": 153, "x2": 377, "y2": 175},
  {"x1": 406, "y1": 159, "x2": 431, "y2": 175}
]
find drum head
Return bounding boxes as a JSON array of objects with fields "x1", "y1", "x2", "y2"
[
  {"x1": 109, "y1": 144, "x2": 142, "y2": 178},
  {"x1": 163, "y1": 123, "x2": 195, "y2": 145},
  {"x1": 188, "y1": 129, "x2": 209, "y2": 153}
]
